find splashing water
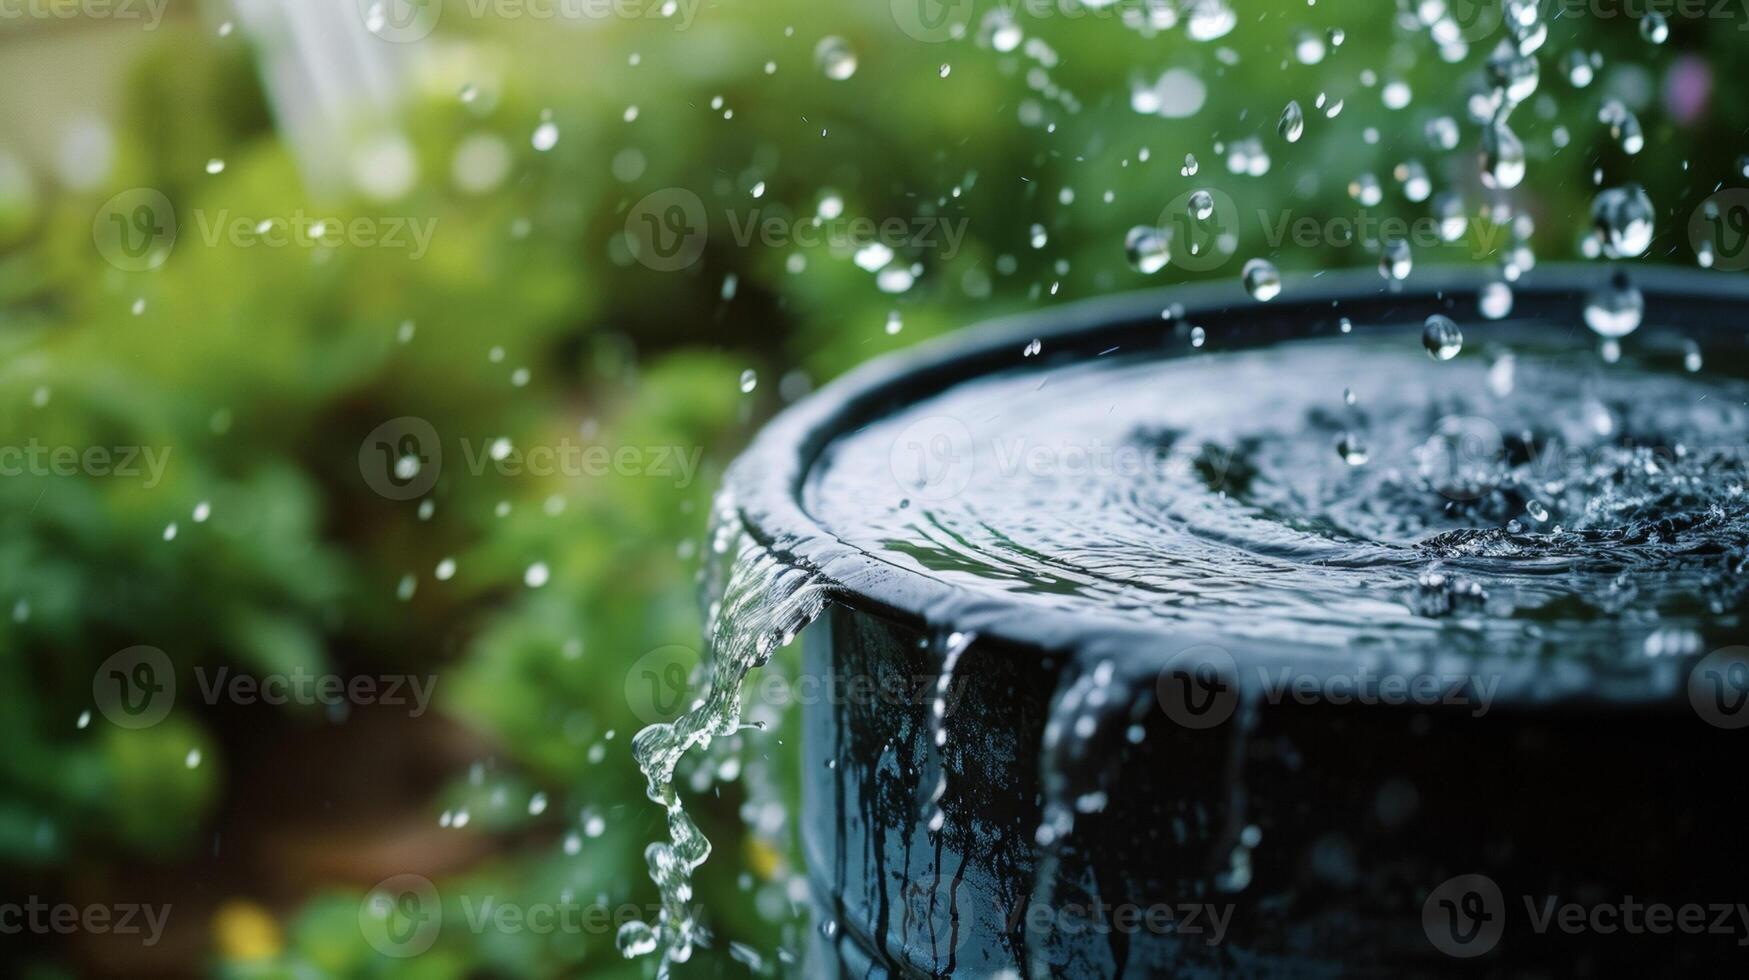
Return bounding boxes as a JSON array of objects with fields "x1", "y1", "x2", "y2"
[{"x1": 619, "y1": 499, "x2": 828, "y2": 973}]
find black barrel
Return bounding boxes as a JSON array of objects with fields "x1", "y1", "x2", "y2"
[{"x1": 726, "y1": 267, "x2": 1749, "y2": 977}]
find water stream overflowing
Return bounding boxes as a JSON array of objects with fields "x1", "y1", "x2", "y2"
[{"x1": 616, "y1": 496, "x2": 828, "y2": 973}]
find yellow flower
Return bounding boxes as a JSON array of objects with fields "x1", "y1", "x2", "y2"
[{"x1": 213, "y1": 900, "x2": 281, "y2": 962}]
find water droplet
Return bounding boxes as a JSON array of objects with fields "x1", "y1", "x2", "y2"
[
  {"x1": 1480, "y1": 122, "x2": 1526, "y2": 189},
  {"x1": 1479, "y1": 281, "x2": 1514, "y2": 320},
  {"x1": 1425, "y1": 116, "x2": 1460, "y2": 150},
  {"x1": 938, "y1": 63, "x2": 952, "y2": 78},
  {"x1": 1180, "y1": 153, "x2": 1199, "y2": 177},
  {"x1": 1564, "y1": 50, "x2": 1595, "y2": 88},
  {"x1": 1379, "y1": 238, "x2": 1412, "y2": 281},
  {"x1": 1526, "y1": 499, "x2": 1550, "y2": 522},
  {"x1": 885, "y1": 311, "x2": 902, "y2": 335},
  {"x1": 185, "y1": 748, "x2": 202, "y2": 769},
  {"x1": 1598, "y1": 100, "x2": 1645, "y2": 155},
  {"x1": 1591, "y1": 184, "x2": 1654, "y2": 259},
  {"x1": 163, "y1": 522, "x2": 178, "y2": 542},
  {"x1": 531, "y1": 121, "x2": 559, "y2": 152},
  {"x1": 1189, "y1": 189, "x2": 1215, "y2": 220},
  {"x1": 1348, "y1": 172, "x2": 1382, "y2": 206},
  {"x1": 525, "y1": 562, "x2": 550, "y2": 588},
  {"x1": 1278, "y1": 100, "x2": 1305, "y2": 142},
  {"x1": 1189, "y1": 325, "x2": 1206, "y2": 348},
  {"x1": 1395, "y1": 160, "x2": 1431, "y2": 202},
  {"x1": 1242, "y1": 258, "x2": 1281, "y2": 301},
  {"x1": 192, "y1": 501, "x2": 211, "y2": 523},
  {"x1": 1124, "y1": 225, "x2": 1171, "y2": 274},
  {"x1": 739, "y1": 369, "x2": 758, "y2": 393},
  {"x1": 1023, "y1": 338, "x2": 1043, "y2": 357},
  {"x1": 1338, "y1": 317, "x2": 1353, "y2": 334},
  {"x1": 1640, "y1": 11, "x2": 1669, "y2": 43},
  {"x1": 1184, "y1": 0, "x2": 1236, "y2": 41},
  {"x1": 1343, "y1": 387, "x2": 1357, "y2": 406},
  {"x1": 1486, "y1": 41, "x2": 1540, "y2": 105},
  {"x1": 1487, "y1": 351, "x2": 1516, "y2": 396},
  {"x1": 1337, "y1": 432, "x2": 1369, "y2": 466},
  {"x1": 205, "y1": 158, "x2": 225, "y2": 175},
  {"x1": 1422, "y1": 314, "x2": 1463, "y2": 361},
  {"x1": 529, "y1": 792, "x2": 548, "y2": 816},
  {"x1": 435, "y1": 557, "x2": 457, "y2": 581},
  {"x1": 1684, "y1": 341, "x2": 1703, "y2": 373},
  {"x1": 1584, "y1": 271, "x2": 1644, "y2": 339},
  {"x1": 853, "y1": 242, "x2": 893, "y2": 271},
  {"x1": 815, "y1": 36, "x2": 857, "y2": 80}
]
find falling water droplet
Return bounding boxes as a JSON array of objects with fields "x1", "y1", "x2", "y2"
[
  {"x1": 1640, "y1": 12, "x2": 1669, "y2": 43},
  {"x1": 525, "y1": 562, "x2": 550, "y2": 588},
  {"x1": 1278, "y1": 100, "x2": 1305, "y2": 142},
  {"x1": 1242, "y1": 258, "x2": 1281, "y2": 301},
  {"x1": 1336, "y1": 432, "x2": 1369, "y2": 466},
  {"x1": 1379, "y1": 238, "x2": 1412, "y2": 281},
  {"x1": 1189, "y1": 325, "x2": 1207, "y2": 348},
  {"x1": 1591, "y1": 184, "x2": 1654, "y2": 259},
  {"x1": 1479, "y1": 281, "x2": 1514, "y2": 319},
  {"x1": 532, "y1": 121, "x2": 559, "y2": 151},
  {"x1": 1423, "y1": 314, "x2": 1463, "y2": 361},
  {"x1": 815, "y1": 36, "x2": 858, "y2": 80},
  {"x1": 1480, "y1": 122, "x2": 1526, "y2": 189},
  {"x1": 1189, "y1": 189, "x2": 1215, "y2": 220},
  {"x1": 1584, "y1": 271, "x2": 1644, "y2": 339},
  {"x1": 1124, "y1": 225, "x2": 1171, "y2": 274},
  {"x1": 739, "y1": 369, "x2": 758, "y2": 393}
]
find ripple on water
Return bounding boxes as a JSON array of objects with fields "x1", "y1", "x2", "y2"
[{"x1": 806, "y1": 325, "x2": 1749, "y2": 659}]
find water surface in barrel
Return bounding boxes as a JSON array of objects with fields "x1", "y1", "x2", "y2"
[{"x1": 808, "y1": 324, "x2": 1749, "y2": 661}]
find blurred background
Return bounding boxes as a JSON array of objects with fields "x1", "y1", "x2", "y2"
[{"x1": 0, "y1": 0, "x2": 1740, "y2": 975}]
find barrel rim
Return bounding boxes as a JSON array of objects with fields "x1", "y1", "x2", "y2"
[{"x1": 728, "y1": 264, "x2": 1749, "y2": 710}]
